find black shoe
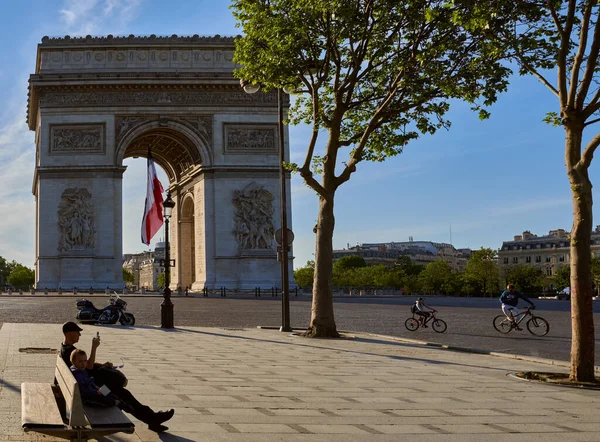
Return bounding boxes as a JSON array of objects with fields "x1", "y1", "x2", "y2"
[
  {"x1": 148, "y1": 423, "x2": 169, "y2": 433},
  {"x1": 155, "y1": 409, "x2": 175, "y2": 424}
]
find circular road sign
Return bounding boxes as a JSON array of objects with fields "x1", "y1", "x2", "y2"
[{"x1": 274, "y1": 228, "x2": 295, "y2": 246}]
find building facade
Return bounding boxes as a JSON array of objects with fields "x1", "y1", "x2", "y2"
[
  {"x1": 498, "y1": 226, "x2": 600, "y2": 281},
  {"x1": 123, "y1": 243, "x2": 165, "y2": 290},
  {"x1": 333, "y1": 240, "x2": 471, "y2": 272}
]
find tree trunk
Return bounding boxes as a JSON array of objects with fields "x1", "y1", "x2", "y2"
[
  {"x1": 304, "y1": 195, "x2": 339, "y2": 338},
  {"x1": 566, "y1": 126, "x2": 596, "y2": 382}
]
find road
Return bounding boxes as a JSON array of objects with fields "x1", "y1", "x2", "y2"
[{"x1": 0, "y1": 294, "x2": 599, "y2": 363}]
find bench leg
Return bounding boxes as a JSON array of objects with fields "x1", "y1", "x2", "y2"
[{"x1": 69, "y1": 429, "x2": 86, "y2": 442}]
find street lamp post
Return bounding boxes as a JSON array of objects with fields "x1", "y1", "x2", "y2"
[
  {"x1": 161, "y1": 191, "x2": 176, "y2": 329},
  {"x1": 241, "y1": 80, "x2": 292, "y2": 332}
]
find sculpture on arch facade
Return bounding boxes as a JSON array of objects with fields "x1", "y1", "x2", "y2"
[
  {"x1": 58, "y1": 188, "x2": 95, "y2": 251},
  {"x1": 232, "y1": 182, "x2": 274, "y2": 250}
]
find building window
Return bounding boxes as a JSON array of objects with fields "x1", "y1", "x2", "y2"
[
  {"x1": 503, "y1": 257, "x2": 509, "y2": 264},
  {"x1": 512, "y1": 257, "x2": 518, "y2": 264},
  {"x1": 559, "y1": 255, "x2": 565, "y2": 262},
  {"x1": 535, "y1": 256, "x2": 541, "y2": 263},
  {"x1": 546, "y1": 256, "x2": 551, "y2": 262},
  {"x1": 546, "y1": 268, "x2": 553, "y2": 276},
  {"x1": 526, "y1": 256, "x2": 531, "y2": 263}
]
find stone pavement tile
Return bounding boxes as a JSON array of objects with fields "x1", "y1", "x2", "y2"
[
  {"x1": 498, "y1": 423, "x2": 576, "y2": 433},
  {"x1": 230, "y1": 423, "x2": 299, "y2": 433},
  {"x1": 429, "y1": 423, "x2": 506, "y2": 434},
  {"x1": 299, "y1": 424, "x2": 372, "y2": 434},
  {"x1": 369, "y1": 424, "x2": 439, "y2": 434}
]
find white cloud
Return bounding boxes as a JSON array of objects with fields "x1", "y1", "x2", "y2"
[{"x1": 59, "y1": 0, "x2": 142, "y2": 35}]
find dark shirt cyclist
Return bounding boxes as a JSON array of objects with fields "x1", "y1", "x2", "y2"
[{"x1": 499, "y1": 284, "x2": 535, "y2": 330}]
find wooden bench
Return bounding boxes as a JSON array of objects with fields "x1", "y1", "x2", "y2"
[{"x1": 22, "y1": 355, "x2": 135, "y2": 442}]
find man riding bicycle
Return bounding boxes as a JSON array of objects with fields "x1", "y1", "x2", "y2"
[
  {"x1": 412, "y1": 297, "x2": 435, "y2": 327},
  {"x1": 499, "y1": 284, "x2": 535, "y2": 330}
]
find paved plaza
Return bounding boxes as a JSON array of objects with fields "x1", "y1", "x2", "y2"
[{"x1": 0, "y1": 322, "x2": 599, "y2": 441}]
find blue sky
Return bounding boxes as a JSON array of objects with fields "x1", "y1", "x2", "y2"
[{"x1": 0, "y1": 1, "x2": 598, "y2": 271}]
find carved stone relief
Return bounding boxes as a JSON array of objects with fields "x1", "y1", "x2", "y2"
[
  {"x1": 115, "y1": 115, "x2": 213, "y2": 147},
  {"x1": 40, "y1": 90, "x2": 277, "y2": 107},
  {"x1": 224, "y1": 124, "x2": 278, "y2": 154},
  {"x1": 115, "y1": 116, "x2": 153, "y2": 144},
  {"x1": 50, "y1": 124, "x2": 105, "y2": 154},
  {"x1": 232, "y1": 183, "x2": 274, "y2": 250},
  {"x1": 58, "y1": 188, "x2": 95, "y2": 251}
]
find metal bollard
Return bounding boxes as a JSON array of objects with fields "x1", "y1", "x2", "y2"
[
  {"x1": 105, "y1": 286, "x2": 110, "y2": 295},
  {"x1": 31, "y1": 287, "x2": 35, "y2": 295},
  {"x1": 19, "y1": 288, "x2": 23, "y2": 295},
  {"x1": 58, "y1": 286, "x2": 62, "y2": 295},
  {"x1": 44, "y1": 287, "x2": 48, "y2": 295},
  {"x1": 73, "y1": 286, "x2": 77, "y2": 295},
  {"x1": 89, "y1": 286, "x2": 94, "y2": 295}
]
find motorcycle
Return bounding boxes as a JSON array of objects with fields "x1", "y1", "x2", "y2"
[{"x1": 76, "y1": 295, "x2": 136, "y2": 326}]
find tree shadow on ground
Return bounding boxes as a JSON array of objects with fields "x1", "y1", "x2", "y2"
[{"x1": 126, "y1": 325, "x2": 518, "y2": 372}]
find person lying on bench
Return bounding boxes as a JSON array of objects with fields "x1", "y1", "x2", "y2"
[{"x1": 60, "y1": 322, "x2": 174, "y2": 432}]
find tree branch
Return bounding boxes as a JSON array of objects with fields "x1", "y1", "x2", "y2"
[
  {"x1": 583, "y1": 116, "x2": 600, "y2": 127},
  {"x1": 547, "y1": 0, "x2": 566, "y2": 37},
  {"x1": 569, "y1": 0, "x2": 594, "y2": 107},
  {"x1": 557, "y1": 0, "x2": 576, "y2": 107},
  {"x1": 578, "y1": 131, "x2": 600, "y2": 170},
  {"x1": 577, "y1": 1, "x2": 600, "y2": 110}
]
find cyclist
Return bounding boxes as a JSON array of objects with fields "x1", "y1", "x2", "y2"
[
  {"x1": 499, "y1": 284, "x2": 535, "y2": 330},
  {"x1": 412, "y1": 297, "x2": 435, "y2": 327}
]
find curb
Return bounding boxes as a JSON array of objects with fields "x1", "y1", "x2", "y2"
[{"x1": 357, "y1": 331, "x2": 600, "y2": 373}]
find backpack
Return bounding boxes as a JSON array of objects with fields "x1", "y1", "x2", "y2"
[{"x1": 410, "y1": 305, "x2": 417, "y2": 314}]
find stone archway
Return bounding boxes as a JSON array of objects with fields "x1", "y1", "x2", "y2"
[
  {"x1": 179, "y1": 194, "x2": 196, "y2": 289},
  {"x1": 27, "y1": 35, "x2": 295, "y2": 290}
]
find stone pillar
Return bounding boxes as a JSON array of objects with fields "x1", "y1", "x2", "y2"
[{"x1": 34, "y1": 115, "x2": 126, "y2": 289}]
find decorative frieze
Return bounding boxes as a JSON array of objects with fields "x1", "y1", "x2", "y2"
[
  {"x1": 40, "y1": 90, "x2": 277, "y2": 108},
  {"x1": 58, "y1": 188, "x2": 95, "y2": 251},
  {"x1": 50, "y1": 124, "x2": 105, "y2": 154},
  {"x1": 114, "y1": 115, "x2": 213, "y2": 146},
  {"x1": 232, "y1": 182, "x2": 274, "y2": 250},
  {"x1": 40, "y1": 48, "x2": 236, "y2": 72},
  {"x1": 224, "y1": 124, "x2": 278, "y2": 154}
]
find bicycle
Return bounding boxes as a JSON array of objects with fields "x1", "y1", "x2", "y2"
[
  {"x1": 405, "y1": 310, "x2": 447, "y2": 333},
  {"x1": 493, "y1": 307, "x2": 549, "y2": 336}
]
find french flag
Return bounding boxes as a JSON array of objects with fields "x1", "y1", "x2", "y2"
[{"x1": 141, "y1": 150, "x2": 164, "y2": 245}]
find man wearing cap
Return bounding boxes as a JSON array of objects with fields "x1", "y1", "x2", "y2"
[{"x1": 60, "y1": 321, "x2": 174, "y2": 432}]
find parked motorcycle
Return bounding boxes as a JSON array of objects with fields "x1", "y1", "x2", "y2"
[{"x1": 76, "y1": 295, "x2": 136, "y2": 326}]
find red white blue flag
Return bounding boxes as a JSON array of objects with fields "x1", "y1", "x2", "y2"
[{"x1": 141, "y1": 150, "x2": 164, "y2": 245}]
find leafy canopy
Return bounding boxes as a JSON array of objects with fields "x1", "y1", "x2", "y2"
[{"x1": 232, "y1": 0, "x2": 512, "y2": 192}]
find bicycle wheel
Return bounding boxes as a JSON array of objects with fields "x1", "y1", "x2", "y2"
[
  {"x1": 432, "y1": 319, "x2": 447, "y2": 333},
  {"x1": 527, "y1": 316, "x2": 550, "y2": 337},
  {"x1": 405, "y1": 317, "x2": 419, "y2": 331},
  {"x1": 493, "y1": 315, "x2": 513, "y2": 334}
]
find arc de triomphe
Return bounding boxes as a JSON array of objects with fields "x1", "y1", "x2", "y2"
[{"x1": 27, "y1": 35, "x2": 294, "y2": 290}]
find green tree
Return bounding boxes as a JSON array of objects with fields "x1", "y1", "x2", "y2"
[
  {"x1": 156, "y1": 273, "x2": 165, "y2": 290},
  {"x1": 333, "y1": 255, "x2": 367, "y2": 273},
  {"x1": 122, "y1": 268, "x2": 134, "y2": 285},
  {"x1": 462, "y1": 248, "x2": 500, "y2": 297},
  {"x1": 465, "y1": 0, "x2": 600, "y2": 383},
  {"x1": 554, "y1": 265, "x2": 571, "y2": 291},
  {"x1": 294, "y1": 261, "x2": 315, "y2": 288},
  {"x1": 7, "y1": 265, "x2": 35, "y2": 289},
  {"x1": 591, "y1": 257, "x2": 600, "y2": 297},
  {"x1": 505, "y1": 265, "x2": 546, "y2": 296},
  {"x1": 401, "y1": 274, "x2": 422, "y2": 295},
  {"x1": 418, "y1": 260, "x2": 454, "y2": 295},
  {"x1": 0, "y1": 257, "x2": 18, "y2": 287},
  {"x1": 232, "y1": 0, "x2": 511, "y2": 337},
  {"x1": 395, "y1": 256, "x2": 424, "y2": 276}
]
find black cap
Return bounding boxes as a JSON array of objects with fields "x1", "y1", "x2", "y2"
[{"x1": 62, "y1": 321, "x2": 83, "y2": 334}]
